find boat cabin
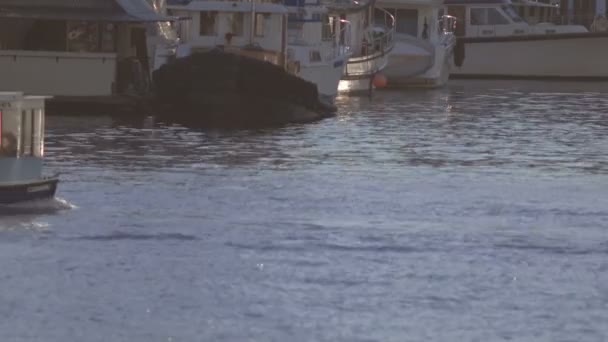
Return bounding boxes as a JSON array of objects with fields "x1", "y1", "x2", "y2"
[
  {"x1": 559, "y1": 0, "x2": 607, "y2": 28},
  {"x1": 167, "y1": 0, "x2": 289, "y2": 66},
  {"x1": 284, "y1": 0, "x2": 347, "y2": 69},
  {"x1": 444, "y1": 0, "x2": 587, "y2": 36},
  {"x1": 0, "y1": 0, "x2": 176, "y2": 97},
  {"x1": 323, "y1": 0, "x2": 395, "y2": 79},
  {"x1": 0, "y1": 92, "x2": 47, "y2": 182},
  {"x1": 511, "y1": 0, "x2": 560, "y2": 24},
  {"x1": 378, "y1": 0, "x2": 453, "y2": 42}
]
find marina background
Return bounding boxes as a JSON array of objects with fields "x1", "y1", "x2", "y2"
[{"x1": 1, "y1": 80, "x2": 607, "y2": 341}]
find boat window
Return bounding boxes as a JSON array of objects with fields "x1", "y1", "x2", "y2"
[
  {"x1": 21, "y1": 20, "x2": 67, "y2": 52},
  {"x1": 380, "y1": 8, "x2": 418, "y2": 36},
  {"x1": 501, "y1": 5, "x2": 524, "y2": 22},
  {"x1": 470, "y1": 8, "x2": 510, "y2": 25},
  {"x1": 487, "y1": 8, "x2": 509, "y2": 25},
  {"x1": 309, "y1": 50, "x2": 322, "y2": 62},
  {"x1": 228, "y1": 13, "x2": 245, "y2": 36},
  {"x1": 200, "y1": 11, "x2": 218, "y2": 36},
  {"x1": 32, "y1": 109, "x2": 44, "y2": 157},
  {"x1": 67, "y1": 22, "x2": 99, "y2": 52},
  {"x1": 375, "y1": 8, "x2": 395, "y2": 29},
  {"x1": 322, "y1": 15, "x2": 333, "y2": 41},
  {"x1": 0, "y1": 107, "x2": 19, "y2": 157},
  {"x1": 470, "y1": 8, "x2": 486, "y2": 25},
  {"x1": 255, "y1": 13, "x2": 265, "y2": 37},
  {"x1": 397, "y1": 9, "x2": 419, "y2": 36}
]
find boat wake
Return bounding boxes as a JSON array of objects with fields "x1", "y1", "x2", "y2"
[{"x1": 0, "y1": 197, "x2": 75, "y2": 216}]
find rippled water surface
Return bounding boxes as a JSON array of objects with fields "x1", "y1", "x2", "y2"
[{"x1": 1, "y1": 80, "x2": 608, "y2": 341}]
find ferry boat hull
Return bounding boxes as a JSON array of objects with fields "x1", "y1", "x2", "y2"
[
  {"x1": 450, "y1": 33, "x2": 608, "y2": 80},
  {"x1": 0, "y1": 177, "x2": 59, "y2": 205}
]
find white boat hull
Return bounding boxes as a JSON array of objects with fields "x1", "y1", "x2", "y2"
[
  {"x1": 383, "y1": 37, "x2": 454, "y2": 88},
  {"x1": 338, "y1": 52, "x2": 391, "y2": 94},
  {"x1": 299, "y1": 56, "x2": 349, "y2": 99},
  {"x1": 450, "y1": 33, "x2": 608, "y2": 79}
]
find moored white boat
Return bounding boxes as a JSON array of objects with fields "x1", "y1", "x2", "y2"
[
  {"x1": 378, "y1": 0, "x2": 457, "y2": 88},
  {"x1": 445, "y1": 0, "x2": 608, "y2": 80},
  {"x1": 0, "y1": 92, "x2": 58, "y2": 205},
  {"x1": 323, "y1": 0, "x2": 396, "y2": 94}
]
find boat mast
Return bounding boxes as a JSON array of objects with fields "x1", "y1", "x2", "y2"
[{"x1": 250, "y1": 0, "x2": 256, "y2": 45}]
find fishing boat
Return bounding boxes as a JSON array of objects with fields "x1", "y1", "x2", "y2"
[
  {"x1": 445, "y1": 0, "x2": 608, "y2": 80},
  {"x1": 0, "y1": 92, "x2": 58, "y2": 205},
  {"x1": 152, "y1": 0, "x2": 335, "y2": 127}
]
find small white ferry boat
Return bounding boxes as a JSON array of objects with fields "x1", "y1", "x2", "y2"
[
  {"x1": 378, "y1": 0, "x2": 457, "y2": 88},
  {"x1": 0, "y1": 92, "x2": 58, "y2": 205},
  {"x1": 445, "y1": 0, "x2": 608, "y2": 80}
]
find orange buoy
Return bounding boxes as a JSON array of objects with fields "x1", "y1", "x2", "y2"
[{"x1": 372, "y1": 73, "x2": 388, "y2": 88}]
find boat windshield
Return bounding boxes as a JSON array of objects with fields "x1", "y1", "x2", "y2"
[{"x1": 501, "y1": 4, "x2": 525, "y2": 23}]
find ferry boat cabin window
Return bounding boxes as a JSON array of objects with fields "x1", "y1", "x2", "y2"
[
  {"x1": 0, "y1": 110, "x2": 18, "y2": 157},
  {"x1": 200, "y1": 11, "x2": 218, "y2": 36},
  {"x1": 20, "y1": 110, "x2": 33, "y2": 156},
  {"x1": 32, "y1": 109, "x2": 44, "y2": 157}
]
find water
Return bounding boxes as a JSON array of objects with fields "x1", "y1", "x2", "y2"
[{"x1": 1, "y1": 80, "x2": 608, "y2": 342}]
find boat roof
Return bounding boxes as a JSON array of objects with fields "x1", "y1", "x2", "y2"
[
  {"x1": 377, "y1": 0, "x2": 444, "y2": 6},
  {"x1": 443, "y1": 0, "x2": 511, "y2": 5},
  {"x1": 0, "y1": 0, "x2": 179, "y2": 22},
  {"x1": 168, "y1": 0, "x2": 289, "y2": 14},
  {"x1": 322, "y1": 0, "x2": 373, "y2": 14},
  {"x1": 511, "y1": 0, "x2": 558, "y2": 7}
]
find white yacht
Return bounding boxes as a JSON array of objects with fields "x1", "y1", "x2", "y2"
[
  {"x1": 323, "y1": 0, "x2": 396, "y2": 93},
  {"x1": 445, "y1": 0, "x2": 608, "y2": 79},
  {"x1": 378, "y1": 0, "x2": 457, "y2": 88}
]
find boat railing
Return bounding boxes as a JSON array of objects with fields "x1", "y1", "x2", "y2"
[
  {"x1": 287, "y1": 18, "x2": 352, "y2": 63},
  {"x1": 325, "y1": 19, "x2": 353, "y2": 60},
  {"x1": 0, "y1": 50, "x2": 117, "y2": 97},
  {"x1": 343, "y1": 7, "x2": 395, "y2": 78},
  {"x1": 550, "y1": 14, "x2": 605, "y2": 30},
  {"x1": 465, "y1": 20, "x2": 590, "y2": 37}
]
